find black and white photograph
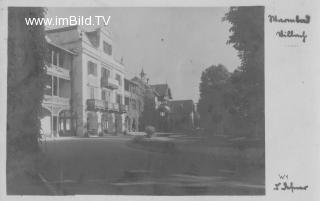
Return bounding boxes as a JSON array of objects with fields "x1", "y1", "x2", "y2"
[
  {"x1": 6, "y1": 6, "x2": 265, "y2": 195},
  {"x1": 1, "y1": 0, "x2": 319, "y2": 200}
]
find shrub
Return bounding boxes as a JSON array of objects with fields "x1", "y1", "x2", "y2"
[
  {"x1": 132, "y1": 135, "x2": 145, "y2": 143},
  {"x1": 145, "y1": 126, "x2": 155, "y2": 138}
]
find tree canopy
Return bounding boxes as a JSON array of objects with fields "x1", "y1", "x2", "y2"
[
  {"x1": 198, "y1": 7, "x2": 264, "y2": 138},
  {"x1": 7, "y1": 7, "x2": 47, "y2": 154},
  {"x1": 198, "y1": 64, "x2": 231, "y2": 135},
  {"x1": 224, "y1": 6, "x2": 264, "y2": 138}
]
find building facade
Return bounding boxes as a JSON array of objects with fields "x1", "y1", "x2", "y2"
[
  {"x1": 41, "y1": 41, "x2": 76, "y2": 137},
  {"x1": 124, "y1": 78, "x2": 144, "y2": 132},
  {"x1": 41, "y1": 26, "x2": 197, "y2": 137},
  {"x1": 150, "y1": 84, "x2": 172, "y2": 131},
  {"x1": 128, "y1": 70, "x2": 161, "y2": 131},
  {"x1": 42, "y1": 26, "x2": 127, "y2": 137}
]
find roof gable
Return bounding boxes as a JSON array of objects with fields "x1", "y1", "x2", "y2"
[{"x1": 151, "y1": 84, "x2": 172, "y2": 99}]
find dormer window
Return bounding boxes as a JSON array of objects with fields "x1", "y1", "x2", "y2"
[{"x1": 103, "y1": 41, "x2": 112, "y2": 55}]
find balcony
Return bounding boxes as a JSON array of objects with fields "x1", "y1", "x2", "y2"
[
  {"x1": 87, "y1": 99, "x2": 105, "y2": 111},
  {"x1": 101, "y1": 77, "x2": 119, "y2": 90},
  {"x1": 107, "y1": 102, "x2": 119, "y2": 112},
  {"x1": 113, "y1": 103, "x2": 120, "y2": 112},
  {"x1": 47, "y1": 64, "x2": 70, "y2": 80},
  {"x1": 87, "y1": 99, "x2": 125, "y2": 113},
  {"x1": 43, "y1": 95, "x2": 70, "y2": 106},
  {"x1": 119, "y1": 104, "x2": 128, "y2": 113}
]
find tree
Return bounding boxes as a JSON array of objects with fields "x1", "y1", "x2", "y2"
[
  {"x1": 140, "y1": 86, "x2": 157, "y2": 130},
  {"x1": 7, "y1": 7, "x2": 47, "y2": 154},
  {"x1": 198, "y1": 64, "x2": 231, "y2": 136},
  {"x1": 223, "y1": 7, "x2": 265, "y2": 138}
]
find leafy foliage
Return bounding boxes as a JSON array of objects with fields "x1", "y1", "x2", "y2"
[
  {"x1": 140, "y1": 86, "x2": 158, "y2": 129},
  {"x1": 198, "y1": 64, "x2": 231, "y2": 135},
  {"x1": 223, "y1": 6, "x2": 264, "y2": 138},
  {"x1": 198, "y1": 7, "x2": 264, "y2": 138},
  {"x1": 7, "y1": 7, "x2": 47, "y2": 154},
  {"x1": 145, "y1": 125, "x2": 156, "y2": 137}
]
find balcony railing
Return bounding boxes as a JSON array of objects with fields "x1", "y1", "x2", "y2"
[
  {"x1": 87, "y1": 99, "x2": 105, "y2": 111},
  {"x1": 108, "y1": 102, "x2": 119, "y2": 112},
  {"x1": 43, "y1": 95, "x2": 70, "y2": 106},
  {"x1": 47, "y1": 64, "x2": 70, "y2": 80},
  {"x1": 87, "y1": 99, "x2": 123, "y2": 113},
  {"x1": 101, "y1": 77, "x2": 119, "y2": 90}
]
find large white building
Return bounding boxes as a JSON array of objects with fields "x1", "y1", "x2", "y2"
[{"x1": 42, "y1": 25, "x2": 127, "y2": 137}]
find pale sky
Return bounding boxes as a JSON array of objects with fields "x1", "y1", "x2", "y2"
[{"x1": 46, "y1": 7, "x2": 240, "y2": 102}]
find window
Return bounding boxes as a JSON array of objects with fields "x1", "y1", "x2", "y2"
[
  {"x1": 58, "y1": 53, "x2": 64, "y2": 67},
  {"x1": 106, "y1": 91, "x2": 111, "y2": 101},
  {"x1": 116, "y1": 74, "x2": 122, "y2": 86},
  {"x1": 125, "y1": 97, "x2": 129, "y2": 105},
  {"x1": 88, "y1": 61, "x2": 97, "y2": 76},
  {"x1": 103, "y1": 41, "x2": 112, "y2": 55},
  {"x1": 160, "y1": 112, "x2": 165, "y2": 117},
  {"x1": 51, "y1": 49, "x2": 64, "y2": 67},
  {"x1": 102, "y1": 90, "x2": 106, "y2": 101},
  {"x1": 87, "y1": 112, "x2": 98, "y2": 131},
  {"x1": 53, "y1": 116, "x2": 58, "y2": 132},
  {"x1": 53, "y1": 76, "x2": 58, "y2": 96},
  {"x1": 101, "y1": 67, "x2": 110, "y2": 79},
  {"x1": 117, "y1": 94, "x2": 122, "y2": 104},
  {"x1": 66, "y1": 119, "x2": 71, "y2": 130},
  {"x1": 101, "y1": 90, "x2": 111, "y2": 101},
  {"x1": 89, "y1": 87, "x2": 94, "y2": 99},
  {"x1": 52, "y1": 51, "x2": 59, "y2": 66},
  {"x1": 132, "y1": 99, "x2": 136, "y2": 109},
  {"x1": 124, "y1": 79, "x2": 129, "y2": 91},
  {"x1": 44, "y1": 75, "x2": 52, "y2": 96}
]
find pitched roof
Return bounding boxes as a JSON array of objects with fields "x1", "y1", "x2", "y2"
[
  {"x1": 46, "y1": 36, "x2": 77, "y2": 55},
  {"x1": 150, "y1": 84, "x2": 172, "y2": 99},
  {"x1": 168, "y1": 100, "x2": 194, "y2": 114},
  {"x1": 125, "y1": 78, "x2": 138, "y2": 87},
  {"x1": 131, "y1": 76, "x2": 145, "y2": 86},
  {"x1": 45, "y1": 26, "x2": 101, "y2": 48},
  {"x1": 45, "y1": 26, "x2": 82, "y2": 46},
  {"x1": 46, "y1": 25, "x2": 79, "y2": 33},
  {"x1": 131, "y1": 77, "x2": 160, "y2": 96}
]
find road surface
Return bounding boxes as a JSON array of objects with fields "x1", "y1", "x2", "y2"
[{"x1": 37, "y1": 135, "x2": 265, "y2": 195}]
